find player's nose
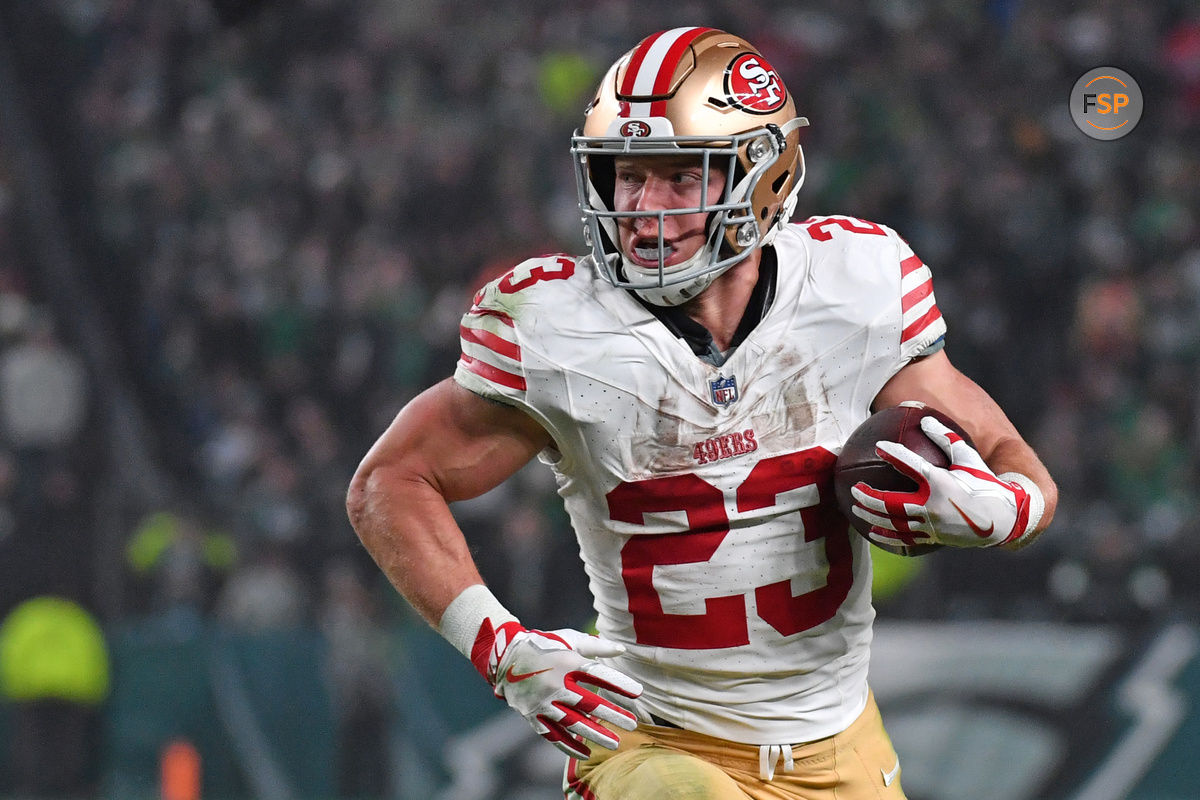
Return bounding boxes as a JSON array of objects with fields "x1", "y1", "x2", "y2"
[
  {"x1": 632, "y1": 175, "x2": 674, "y2": 212},
  {"x1": 630, "y1": 211, "x2": 663, "y2": 237}
]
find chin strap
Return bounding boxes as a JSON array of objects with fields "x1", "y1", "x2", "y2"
[{"x1": 627, "y1": 256, "x2": 720, "y2": 306}]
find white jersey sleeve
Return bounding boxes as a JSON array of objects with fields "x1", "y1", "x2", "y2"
[
  {"x1": 453, "y1": 254, "x2": 580, "y2": 448},
  {"x1": 895, "y1": 233, "x2": 947, "y2": 359},
  {"x1": 794, "y1": 213, "x2": 946, "y2": 363}
]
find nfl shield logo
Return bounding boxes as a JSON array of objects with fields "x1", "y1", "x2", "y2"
[{"x1": 709, "y1": 375, "x2": 739, "y2": 407}]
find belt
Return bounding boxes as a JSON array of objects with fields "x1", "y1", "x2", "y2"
[{"x1": 648, "y1": 713, "x2": 682, "y2": 729}]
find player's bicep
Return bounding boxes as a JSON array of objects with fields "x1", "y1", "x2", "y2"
[
  {"x1": 355, "y1": 378, "x2": 553, "y2": 504},
  {"x1": 872, "y1": 350, "x2": 1020, "y2": 462}
]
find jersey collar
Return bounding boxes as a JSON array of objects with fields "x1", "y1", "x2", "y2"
[{"x1": 636, "y1": 247, "x2": 777, "y2": 367}]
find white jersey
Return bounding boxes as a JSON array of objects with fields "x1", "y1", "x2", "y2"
[{"x1": 454, "y1": 215, "x2": 946, "y2": 745}]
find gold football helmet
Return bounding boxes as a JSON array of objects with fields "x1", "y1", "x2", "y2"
[{"x1": 571, "y1": 27, "x2": 808, "y2": 306}]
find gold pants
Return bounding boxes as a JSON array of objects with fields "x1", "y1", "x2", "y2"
[{"x1": 565, "y1": 692, "x2": 905, "y2": 800}]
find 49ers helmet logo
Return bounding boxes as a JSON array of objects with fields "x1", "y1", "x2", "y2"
[
  {"x1": 619, "y1": 120, "x2": 651, "y2": 137},
  {"x1": 725, "y1": 53, "x2": 787, "y2": 113}
]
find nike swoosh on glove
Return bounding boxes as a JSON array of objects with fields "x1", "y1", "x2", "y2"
[
  {"x1": 472, "y1": 621, "x2": 643, "y2": 759},
  {"x1": 849, "y1": 415, "x2": 1032, "y2": 548}
]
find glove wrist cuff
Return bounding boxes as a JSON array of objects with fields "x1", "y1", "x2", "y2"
[
  {"x1": 999, "y1": 472, "x2": 1045, "y2": 547},
  {"x1": 438, "y1": 584, "x2": 520, "y2": 664}
]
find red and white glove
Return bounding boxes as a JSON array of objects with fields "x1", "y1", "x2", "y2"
[
  {"x1": 479, "y1": 622, "x2": 642, "y2": 758},
  {"x1": 440, "y1": 586, "x2": 643, "y2": 759},
  {"x1": 849, "y1": 416, "x2": 1043, "y2": 549}
]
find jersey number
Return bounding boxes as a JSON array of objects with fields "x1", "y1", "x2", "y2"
[
  {"x1": 805, "y1": 216, "x2": 886, "y2": 242},
  {"x1": 606, "y1": 448, "x2": 853, "y2": 650},
  {"x1": 497, "y1": 256, "x2": 575, "y2": 293}
]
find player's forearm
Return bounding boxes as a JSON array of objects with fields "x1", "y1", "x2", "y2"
[
  {"x1": 346, "y1": 463, "x2": 485, "y2": 627},
  {"x1": 983, "y1": 435, "x2": 1058, "y2": 535}
]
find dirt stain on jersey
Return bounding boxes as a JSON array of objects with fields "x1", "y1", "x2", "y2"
[
  {"x1": 760, "y1": 341, "x2": 829, "y2": 453},
  {"x1": 625, "y1": 357, "x2": 829, "y2": 478},
  {"x1": 626, "y1": 393, "x2": 697, "y2": 476}
]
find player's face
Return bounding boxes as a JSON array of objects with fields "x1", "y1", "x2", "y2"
[{"x1": 612, "y1": 156, "x2": 726, "y2": 269}]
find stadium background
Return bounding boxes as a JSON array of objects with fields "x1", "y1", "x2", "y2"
[{"x1": 0, "y1": 0, "x2": 1198, "y2": 797}]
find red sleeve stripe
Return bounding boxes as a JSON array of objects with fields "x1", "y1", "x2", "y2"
[
  {"x1": 898, "y1": 252, "x2": 943, "y2": 343},
  {"x1": 901, "y1": 279, "x2": 934, "y2": 312},
  {"x1": 902, "y1": 306, "x2": 943, "y2": 343},
  {"x1": 900, "y1": 256, "x2": 935, "y2": 304},
  {"x1": 459, "y1": 323, "x2": 520, "y2": 361},
  {"x1": 467, "y1": 307, "x2": 515, "y2": 327},
  {"x1": 900, "y1": 254, "x2": 925, "y2": 277},
  {"x1": 458, "y1": 354, "x2": 526, "y2": 392}
]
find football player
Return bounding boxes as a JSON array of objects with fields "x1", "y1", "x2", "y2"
[{"x1": 346, "y1": 27, "x2": 1058, "y2": 800}]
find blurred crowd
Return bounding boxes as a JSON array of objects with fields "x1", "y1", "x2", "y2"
[
  {"x1": 0, "y1": 172, "x2": 97, "y2": 626},
  {"x1": 2, "y1": 0, "x2": 1200, "y2": 790}
]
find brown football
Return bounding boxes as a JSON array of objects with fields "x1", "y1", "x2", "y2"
[{"x1": 833, "y1": 401, "x2": 973, "y2": 557}]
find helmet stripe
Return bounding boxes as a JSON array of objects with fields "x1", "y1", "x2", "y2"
[
  {"x1": 619, "y1": 26, "x2": 713, "y2": 117},
  {"x1": 649, "y1": 28, "x2": 710, "y2": 96},
  {"x1": 620, "y1": 29, "x2": 667, "y2": 96}
]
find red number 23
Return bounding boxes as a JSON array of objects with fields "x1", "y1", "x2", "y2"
[{"x1": 606, "y1": 448, "x2": 853, "y2": 650}]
